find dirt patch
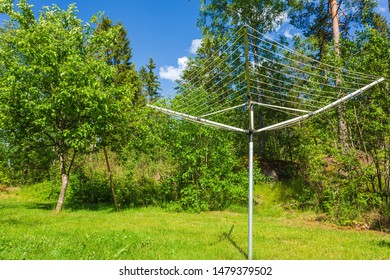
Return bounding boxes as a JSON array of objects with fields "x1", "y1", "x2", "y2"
[
  {"x1": 365, "y1": 212, "x2": 390, "y2": 233},
  {"x1": 311, "y1": 213, "x2": 390, "y2": 234},
  {"x1": 0, "y1": 186, "x2": 20, "y2": 199},
  {"x1": 0, "y1": 186, "x2": 20, "y2": 193},
  {"x1": 5, "y1": 187, "x2": 20, "y2": 193}
]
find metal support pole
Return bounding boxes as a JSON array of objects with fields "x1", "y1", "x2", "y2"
[
  {"x1": 244, "y1": 25, "x2": 254, "y2": 260},
  {"x1": 248, "y1": 103, "x2": 254, "y2": 260}
]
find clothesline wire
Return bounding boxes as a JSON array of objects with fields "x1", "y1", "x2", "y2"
[
  {"x1": 247, "y1": 44, "x2": 370, "y2": 88},
  {"x1": 249, "y1": 79, "x2": 331, "y2": 107},
  {"x1": 252, "y1": 60, "x2": 360, "y2": 92},
  {"x1": 172, "y1": 48, "x2": 245, "y2": 110},
  {"x1": 247, "y1": 36, "x2": 374, "y2": 85},
  {"x1": 249, "y1": 26, "x2": 381, "y2": 80},
  {"x1": 248, "y1": 67, "x2": 348, "y2": 96},
  {"x1": 176, "y1": 74, "x2": 247, "y2": 116},
  {"x1": 163, "y1": 31, "x2": 245, "y2": 99},
  {"x1": 250, "y1": 89, "x2": 323, "y2": 110},
  {"x1": 249, "y1": 75, "x2": 339, "y2": 101}
]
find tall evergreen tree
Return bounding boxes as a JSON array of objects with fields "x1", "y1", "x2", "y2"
[
  {"x1": 287, "y1": 0, "x2": 378, "y2": 58},
  {"x1": 95, "y1": 17, "x2": 131, "y2": 75},
  {"x1": 94, "y1": 16, "x2": 142, "y2": 104},
  {"x1": 140, "y1": 57, "x2": 161, "y2": 103}
]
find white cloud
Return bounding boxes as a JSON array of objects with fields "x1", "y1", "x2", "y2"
[
  {"x1": 159, "y1": 56, "x2": 188, "y2": 81},
  {"x1": 284, "y1": 29, "x2": 294, "y2": 39},
  {"x1": 283, "y1": 28, "x2": 301, "y2": 39},
  {"x1": 159, "y1": 39, "x2": 202, "y2": 82},
  {"x1": 189, "y1": 39, "x2": 202, "y2": 54}
]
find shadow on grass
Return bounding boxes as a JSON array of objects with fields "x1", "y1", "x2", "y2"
[
  {"x1": 0, "y1": 198, "x2": 118, "y2": 213},
  {"x1": 0, "y1": 200, "x2": 49, "y2": 210},
  {"x1": 28, "y1": 202, "x2": 56, "y2": 210},
  {"x1": 211, "y1": 225, "x2": 248, "y2": 259},
  {"x1": 66, "y1": 202, "x2": 118, "y2": 212},
  {"x1": 375, "y1": 240, "x2": 390, "y2": 249}
]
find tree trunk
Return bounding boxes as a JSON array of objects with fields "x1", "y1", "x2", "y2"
[
  {"x1": 330, "y1": 0, "x2": 340, "y2": 56},
  {"x1": 330, "y1": 0, "x2": 349, "y2": 151},
  {"x1": 55, "y1": 154, "x2": 69, "y2": 213},
  {"x1": 337, "y1": 105, "x2": 349, "y2": 151},
  {"x1": 104, "y1": 145, "x2": 119, "y2": 211}
]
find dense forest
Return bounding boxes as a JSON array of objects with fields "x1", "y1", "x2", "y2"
[{"x1": 0, "y1": 0, "x2": 389, "y2": 230}]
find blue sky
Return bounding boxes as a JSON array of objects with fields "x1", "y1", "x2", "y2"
[
  {"x1": 1, "y1": 0, "x2": 202, "y2": 97},
  {"x1": 1, "y1": 0, "x2": 389, "y2": 96}
]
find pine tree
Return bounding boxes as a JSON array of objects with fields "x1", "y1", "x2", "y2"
[
  {"x1": 140, "y1": 57, "x2": 161, "y2": 103},
  {"x1": 287, "y1": 0, "x2": 379, "y2": 58},
  {"x1": 95, "y1": 17, "x2": 139, "y2": 85}
]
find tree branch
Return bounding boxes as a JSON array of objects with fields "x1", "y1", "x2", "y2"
[{"x1": 67, "y1": 149, "x2": 77, "y2": 175}]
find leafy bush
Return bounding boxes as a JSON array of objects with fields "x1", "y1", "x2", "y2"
[
  {"x1": 66, "y1": 151, "x2": 165, "y2": 209},
  {"x1": 164, "y1": 168, "x2": 250, "y2": 213},
  {"x1": 19, "y1": 181, "x2": 59, "y2": 205},
  {"x1": 67, "y1": 171, "x2": 113, "y2": 208},
  {"x1": 295, "y1": 144, "x2": 386, "y2": 226},
  {"x1": 0, "y1": 170, "x2": 11, "y2": 186}
]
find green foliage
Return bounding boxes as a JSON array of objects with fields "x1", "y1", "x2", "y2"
[
  {"x1": 140, "y1": 57, "x2": 161, "y2": 103},
  {"x1": 0, "y1": 1, "x2": 140, "y2": 211},
  {"x1": 63, "y1": 150, "x2": 169, "y2": 210},
  {"x1": 19, "y1": 181, "x2": 59, "y2": 205},
  {"x1": 68, "y1": 171, "x2": 112, "y2": 208},
  {"x1": 271, "y1": 15, "x2": 390, "y2": 226},
  {"x1": 199, "y1": 0, "x2": 286, "y2": 35},
  {"x1": 160, "y1": 121, "x2": 250, "y2": 212},
  {"x1": 92, "y1": 15, "x2": 142, "y2": 149},
  {"x1": 294, "y1": 136, "x2": 388, "y2": 226},
  {"x1": 287, "y1": 0, "x2": 379, "y2": 56}
]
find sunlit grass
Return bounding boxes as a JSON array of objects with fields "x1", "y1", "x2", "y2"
[{"x1": 0, "y1": 186, "x2": 389, "y2": 260}]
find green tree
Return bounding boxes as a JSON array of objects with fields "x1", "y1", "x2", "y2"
[
  {"x1": 345, "y1": 28, "x2": 390, "y2": 204},
  {"x1": 93, "y1": 16, "x2": 142, "y2": 210},
  {"x1": 287, "y1": 0, "x2": 378, "y2": 57},
  {"x1": 0, "y1": 1, "x2": 134, "y2": 212},
  {"x1": 160, "y1": 117, "x2": 248, "y2": 212},
  {"x1": 95, "y1": 17, "x2": 131, "y2": 80},
  {"x1": 287, "y1": 0, "x2": 376, "y2": 152},
  {"x1": 140, "y1": 57, "x2": 161, "y2": 103},
  {"x1": 284, "y1": 3, "x2": 389, "y2": 222},
  {"x1": 198, "y1": 0, "x2": 286, "y2": 35}
]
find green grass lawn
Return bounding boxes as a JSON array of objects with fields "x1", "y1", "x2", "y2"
[{"x1": 0, "y1": 188, "x2": 389, "y2": 260}]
